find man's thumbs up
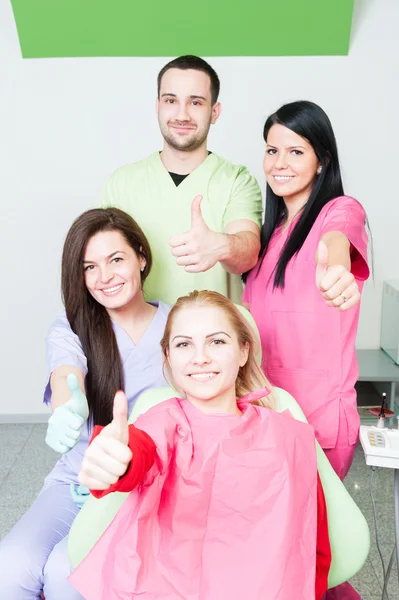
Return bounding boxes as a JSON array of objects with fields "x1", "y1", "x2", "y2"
[
  {"x1": 190, "y1": 194, "x2": 205, "y2": 229},
  {"x1": 169, "y1": 194, "x2": 222, "y2": 273}
]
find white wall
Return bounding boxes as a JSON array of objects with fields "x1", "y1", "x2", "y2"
[{"x1": 1, "y1": 0, "x2": 398, "y2": 417}]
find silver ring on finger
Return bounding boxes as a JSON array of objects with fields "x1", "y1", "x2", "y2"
[{"x1": 340, "y1": 294, "x2": 347, "y2": 303}]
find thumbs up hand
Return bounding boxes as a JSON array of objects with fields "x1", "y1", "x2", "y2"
[
  {"x1": 45, "y1": 373, "x2": 89, "y2": 454},
  {"x1": 78, "y1": 391, "x2": 132, "y2": 491},
  {"x1": 169, "y1": 195, "x2": 223, "y2": 273},
  {"x1": 316, "y1": 241, "x2": 360, "y2": 311},
  {"x1": 66, "y1": 373, "x2": 89, "y2": 420}
]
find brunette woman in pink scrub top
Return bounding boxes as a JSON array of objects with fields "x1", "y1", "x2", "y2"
[{"x1": 243, "y1": 101, "x2": 369, "y2": 600}]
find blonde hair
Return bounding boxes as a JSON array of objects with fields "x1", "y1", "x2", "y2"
[{"x1": 160, "y1": 290, "x2": 275, "y2": 410}]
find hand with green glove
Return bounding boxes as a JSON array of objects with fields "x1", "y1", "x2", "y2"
[
  {"x1": 70, "y1": 483, "x2": 91, "y2": 509},
  {"x1": 45, "y1": 373, "x2": 89, "y2": 454}
]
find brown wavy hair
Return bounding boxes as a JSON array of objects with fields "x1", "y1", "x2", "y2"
[
  {"x1": 61, "y1": 208, "x2": 152, "y2": 425},
  {"x1": 160, "y1": 290, "x2": 275, "y2": 410}
]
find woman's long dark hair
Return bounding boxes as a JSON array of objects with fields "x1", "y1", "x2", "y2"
[
  {"x1": 61, "y1": 208, "x2": 152, "y2": 426},
  {"x1": 246, "y1": 100, "x2": 345, "y2": 288}
]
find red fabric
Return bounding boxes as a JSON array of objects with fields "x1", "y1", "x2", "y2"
[
  {"x1": 316, "y1": 473, "x2": 332, "y2": 600},
  {"x1": 89, "y1": 424, "x2": 156, "y2": 499},
  {"x1": 88, "y1": 425, "x2": 331, "y2": 598}
]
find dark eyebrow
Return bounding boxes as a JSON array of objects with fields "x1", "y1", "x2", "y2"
[
  {"x1": 83, "y1": 250, "x2": 126, "y2": 264},
  {"x1": 161, "y1": 93, "x2": 207, "y2": 101},
  {"x1": 172, "y1": 331, "x2": 231, "y2": 342},
  {"x1": 266, "y1": 144, "x2": 306, "y2": 150}
]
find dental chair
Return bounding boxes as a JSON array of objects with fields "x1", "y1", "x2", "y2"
[{"x1": 67, "y1": 306, "x2": 370, "y2": 589}]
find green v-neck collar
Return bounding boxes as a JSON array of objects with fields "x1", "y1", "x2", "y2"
[{"x1": 151, "y1": 151, "x2": 216, "y2": 192}]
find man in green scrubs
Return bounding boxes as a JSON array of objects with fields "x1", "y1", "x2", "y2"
[{"x1": 102, "y1": 55, "x2": 262, "y2": 305}]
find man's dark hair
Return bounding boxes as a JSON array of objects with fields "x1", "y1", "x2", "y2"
[{"x1": 157, "y1": 55, "x2": 220, "y2": 104}]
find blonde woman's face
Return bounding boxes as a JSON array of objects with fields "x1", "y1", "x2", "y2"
[{"x1": 167, "y1": 306, "x2": 249, "y2": 406}]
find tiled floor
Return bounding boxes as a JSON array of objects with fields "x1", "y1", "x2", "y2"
[{"x1": 0, "y1": 423, "x2": 398, "y2": 599}]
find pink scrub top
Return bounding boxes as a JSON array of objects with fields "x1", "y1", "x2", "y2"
[
  {"x1": 69, "y1": 395, "x2": 318, "y2": 600},
  {"x1": 243, "y1": 196, "x2": 369, "y2": 449}
]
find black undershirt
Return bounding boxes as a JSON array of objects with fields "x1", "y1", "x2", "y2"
[
  {"x1": 168, "y1": 151, "x2": 212, "y2": 187},
  {"x1": 169, "y1": 172, "x2": 189, "y2": 187}
]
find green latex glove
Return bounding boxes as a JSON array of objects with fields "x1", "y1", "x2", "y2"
[
  {"x1": 70, "y1": 484, "x2": 91, "y2": 509},
  {"x1": 45, "y1": 373, "x2": 89, "y2": 454}
]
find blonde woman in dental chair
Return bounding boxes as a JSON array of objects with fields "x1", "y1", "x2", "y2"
[{"x1": 70, "y1": 290, "x2": 331, "y2": 600}]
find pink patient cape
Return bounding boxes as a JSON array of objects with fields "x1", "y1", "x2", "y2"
[{"x1": 69, "y1": 396, "x2": 318, "y2": 600}]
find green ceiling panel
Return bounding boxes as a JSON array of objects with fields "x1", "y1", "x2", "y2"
[{"x1": 10, "y1": 0, "x2": 354, "y2": 58}]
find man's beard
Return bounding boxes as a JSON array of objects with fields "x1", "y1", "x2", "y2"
[{"x1": 160, "y1": 121, "x2": 211, "y2": 152}]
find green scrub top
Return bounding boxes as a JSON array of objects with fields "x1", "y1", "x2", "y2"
[{"x1": 102, "y1": 151, "x2": 263, "y2": 306}]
